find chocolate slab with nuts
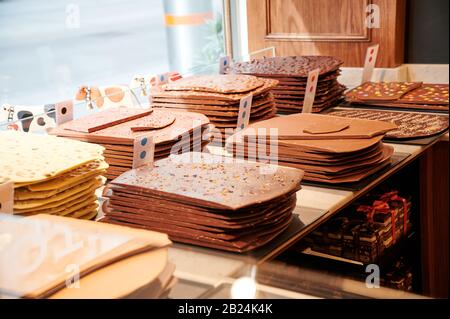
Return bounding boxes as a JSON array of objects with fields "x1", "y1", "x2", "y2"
[
  {"x1": 228, "y1": 56, "x2": 343, "y2": 77},
  {"x1": 101, "y1": 152, "x2": 304, "y2": 253},
  {"x1": 327, "y1": 109, "x2": 449, "y2": 139},
  {"x1": 227, "y1": 56, "x2": 346, "y2": 114},
  {"x1": 151, "y1": 75, "x2": 278, "y2": 134},
  {"x1": 164, "y1": 74, "x2": 265, "y2": 94}
]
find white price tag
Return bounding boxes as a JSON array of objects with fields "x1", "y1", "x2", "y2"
[
  {"x1": 302, "y1": 68, "x2": 320, "y2": 114},
  {"x1": 236, "y1": 94, "x2": 253, "y2": 132},
  {"x1": 0, "y1": 181, "x2": 14, "y2": 214},
  {"x1": 362, "y1": 44, "x2": 379, "y2": 84},
  {"x1": 219, "y1": 56, "x2": 232, "y2": 74},
  {"x1": 133, "y1": 134, "x2": 155, "y2": 169},
  {"x1": 55, "y1": 100, "x2": 74, "y2": 125}
]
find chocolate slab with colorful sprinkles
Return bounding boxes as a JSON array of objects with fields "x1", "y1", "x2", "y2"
[
  {"x1": 101, "y1": 152, "x2": 304, "y2": 253},
  {"x1": 345, "y1": 82, "x2": 449, "y2": 112},
  {"x1": 346, "y1": 82, "x2": 423, "y2": 102}
]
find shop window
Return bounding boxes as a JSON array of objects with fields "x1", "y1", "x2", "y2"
[{"x1": 0, "y1": 0, "x2": 225, "y2": 108}]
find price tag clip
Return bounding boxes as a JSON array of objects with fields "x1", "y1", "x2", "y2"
[
  {"x1": 219, "y1": 56, "x2": 232, "y2": 75},
  {"x1": 236, "y1": 94, "x2": 253, "y2": 132},
  {"x1": 133, "y1": 134, "x2": 155, "y2": 169},
  {"x1": 55, "y1": 100, "x2": 74, "y2": 125},
  {"x1": 362, "y1": 44, "x2": 380, "y2": 84}
]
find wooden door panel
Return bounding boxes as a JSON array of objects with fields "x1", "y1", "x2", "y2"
[
  {"x1": 267, "y1": 0, "x2": 369, "y2": 41},
  {"x1": 247, "y1": 0, "x2": 406, "y2": 67}
]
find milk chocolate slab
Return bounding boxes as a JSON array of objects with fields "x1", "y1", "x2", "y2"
[
  {"x1": 152, "y1": 98, "x2": 274, "y2": 113},
  {"x1": 279, "y1": 145, "x2": 392, "y2": 175},
  {"x1": 130, "y1": 113, "x2": 176, "y2": 131},
  {"x1": 328, "y1": 109, "x2": 449, "y2": 139},
  {"x1": 108, "y1": 195, "x2": 296, "y2": 228},
  {"x1": 104, "y1": 199, "x2": 294, "y2": 237},
  {"x1": 238, "y1": 113, "x2": 396, "y2": 140},
  {"x1": 52, "y1": 110, "x2": 208, "y2": 145},
  {"x1": 102, "y1": 214, "x2": 292, "y2": 253},
  {"x1": 64, "y1": 107, "x2": 153, "y2": 133},
  {"x1": 151, "y1": 78, "x2": 279, "y2": 102},
  {"x1": 303, "y1": 157, "x2": 391, "y2": 184},
  {"x1": 51, "y1": 110, "x2": 210, "y2": 179},
  {"x1": 346, "y1": 82, "x2": 423, "y2": 102},
  {"x1": 102, "y1": 153, "x2": 302, "y2": 252},
  {"x1": 230, "y1": 134, "x2": 384, "y2": 154},
  {"x1": 228, "y1": 56, "x2": 343, "y2": 77},
  {"x1": 107, "y1": 187, "x2": 298, "y2": 220},
  {"x1": 231, "y1": 144, "x2": 384, "y2": 167},
  {"x1": 164, "y1": 74, "x2": 265, "y2": 94},
  {"x1": 208, "y1": 107, "x2": 274, "y2": 123},
  {"x1": 275, "y1": 91, "x2": 344, "y2": 107},
  {"x1": 103, "y1": 208, "x2": 292, "y2": 242},
  {"x1": 273, "y1": 86, "x2": 345, "y2": 101},
  {"x1": 109, "y1": 153, "x2": 303, "y2": 211}
]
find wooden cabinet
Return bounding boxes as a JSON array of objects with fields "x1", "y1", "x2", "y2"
[
  {"x1": 420, "y1": 141, "x2": 449, "y2": 298},
  {"x1": 246, "y1": 0, "x2": 406, "y2": 67}
]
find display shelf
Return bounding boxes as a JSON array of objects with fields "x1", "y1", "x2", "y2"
[
  {"x1": 299, "y1": 231, "x2": 417, "y2": 269},
  {"x1": 163, "y1": 140, "x2": 440, "y2": 292}
]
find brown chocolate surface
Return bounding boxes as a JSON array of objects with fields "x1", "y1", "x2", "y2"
[
  {"x1": 225, "y1": 112, "x2": 394, "y2": 184},
  {"x1": 151, "y1": 78, "x2": 279, "y2": 102},
  {"x1": 51, "y1": 110, "x2": 211, "y2": 179},
  {"x1": 398, "y1": 84, "x2": 449, "y2": 105},
  {"x1": 236, "y1": 113, "x2": 397, "y2": 140},
  {"x1": 64, "y1": 107, "x2": 153, "y2": 133},
  {"x1": 228, "y1": 56, "x2": 343, "y2": 77},
  {"x1": 51, "y1": 109, "x2": 209, "y2": 145},
  {"x1": 164, "y1": 74, "x2": 265, "y2": 94},
  {"x1": 102, "y1": 152, "x2": 303, "y2": 253},
  {"x1": 109, "y1": 152, "x2": 303, "y2": 210},
  {"x1": 346, "y1": 82, "x2": 423, "y2": 102},
  {"x1": 328, "y1": 109, "x2": 449, "y2": 139}
]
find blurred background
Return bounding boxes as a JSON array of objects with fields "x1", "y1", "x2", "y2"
[{"x1": 0, "y1": 0, "x2": 225, "y2": 105}]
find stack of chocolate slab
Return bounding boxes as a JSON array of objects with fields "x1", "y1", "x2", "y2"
[
  {"x1": 0, "y1": 131, "x2": 107, "y2": 219},
  {"x1": 101, "y1": 152, "x2": 304, "y2": 253},
  {"x1": 50, "y1": 107, "x2": 210, "y2": 180},
  {"x1": 226, "y1": 114, "x2": 397, "y2": 184},
  {"x1": 150, "y1": 74, "x2": 278, "y2": 134},
  {"x1": 327, "y1": 109, "x2": 449, "y2": 140},
  {"x1": 228, "y1": 56, "x2": 346, "y2": 114},
  {"x1": 346, "y1": 82, "x2": 449, "y2": 112},
  {"x1": 0, "y1": 214, "x2": 174, "y2": 299}
]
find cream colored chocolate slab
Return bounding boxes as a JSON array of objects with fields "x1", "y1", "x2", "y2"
[{"x1": 0, "y1": 131, "x2": 104, "y2": 185}]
